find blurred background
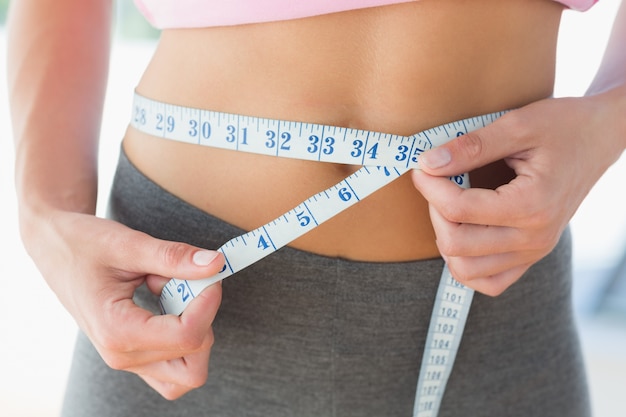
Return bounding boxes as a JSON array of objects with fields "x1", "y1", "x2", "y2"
[{"x1": 1, "y1": 1, "x2": 625, "y2": 416}]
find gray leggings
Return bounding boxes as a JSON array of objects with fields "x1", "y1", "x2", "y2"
[{"x1": 61, "y1": 149, "x2": 590, "y2": 417}]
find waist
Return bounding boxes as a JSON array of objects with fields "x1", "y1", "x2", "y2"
[{"x1": 123, "y1": 0, "x2": 561, "y2": 261}]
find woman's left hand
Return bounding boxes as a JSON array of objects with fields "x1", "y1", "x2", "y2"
[{"x1": 411, "y1": 95, "x2": 624, "y2": 296}]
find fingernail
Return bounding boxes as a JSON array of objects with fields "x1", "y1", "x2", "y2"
[
  {"x1": 421, "y1": 148, "x2": 451, "y2": 169},
  {"x1": 193, "y1": 250, "x2": 219, "y2": 266}
]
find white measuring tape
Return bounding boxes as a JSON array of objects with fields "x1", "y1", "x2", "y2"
[{"x1": 130, "y1": 92, "x2": 506, "y2": 417}]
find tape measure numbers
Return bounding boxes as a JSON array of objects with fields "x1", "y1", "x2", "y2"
[{"x1": 130, "y1": 93, "x2": 505, "y2": 417}]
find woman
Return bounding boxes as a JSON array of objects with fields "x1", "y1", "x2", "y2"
[{"x1": 6, "y1": 0, "x2": 626, "y2": 416}]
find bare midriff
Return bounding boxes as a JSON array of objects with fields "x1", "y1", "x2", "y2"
[{"x1": 123, "y1": 0, "x2": 564, "y2": 262}]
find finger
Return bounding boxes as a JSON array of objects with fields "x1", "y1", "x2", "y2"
[
  {"x1": 444, "y1": 249, "x2": 540, "y2": 284},
  {"x1": 131, "y1": 349, "x2": 211, "y2": 399},
  {"x1": 178, "y1": 280, "x2": 222, "y2": 332},
  {"x1": 109, "y1": 229, "x2": 225, "y2": 282},
  {"x1": 412, "y1": 169, "x2": 533, "y2": 227},
  {"x1": 99, "y1": 334, "x2": 214, "y2": 371},
  {"x1": 418, "y1": 109, "x2": 532, "y2": 176},
  {"x1": 140, "y1": 374, "x2": 191, "y2": 401},
  {"x1": 145, "y1": 274, "x2": 171, "y2": 295},
  {"x1": 428, "y1": 206, "x2": 527, "y2": 257},
  {"x1": 453, "y1": 263, "x2": 532, "y2": 297},
  {"x1": 134, "y1": 281, "x2": 221, "y2": 351},
  {"x1": 97, "y1": 283, "x2": 221, "y2": 368}
]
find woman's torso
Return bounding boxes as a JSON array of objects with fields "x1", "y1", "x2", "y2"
[{"x1": 123, "y1": 0, "x2": 564, "y2": 262}]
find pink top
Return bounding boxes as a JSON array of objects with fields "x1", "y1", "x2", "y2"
[{"x1": 134, "y1": 0, "x2": 598, "y2": 29}]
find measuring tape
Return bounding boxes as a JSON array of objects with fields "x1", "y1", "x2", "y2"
[{"x1": 130, "y1": 92, "x2": 506, "y2": 417}]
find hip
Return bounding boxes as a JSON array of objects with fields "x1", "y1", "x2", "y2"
[{"x1": 94, "y1": 148, "x2": 589, "y2": 417}]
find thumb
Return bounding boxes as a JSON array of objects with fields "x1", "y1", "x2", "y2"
[
  {"x1": 132, "y1": 234, "x2": 225, "y2": 281},
  {"x1": 145, "y1": 244, "x2": 224, "y2": 297},
  {"x1": 418, "y1": 112, "x2": 526, "y2": 176}
]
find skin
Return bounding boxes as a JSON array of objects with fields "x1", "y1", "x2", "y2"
[{"x1": 6, "y1": 0, "x2": 626, "y2": 401}]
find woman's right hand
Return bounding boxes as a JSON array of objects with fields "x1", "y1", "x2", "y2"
[
  {"x1": 7, "y1": 0, "x2": 226, "y2": 400},
  {"x1": 25, "y1": 210, "x2": 225, "y2": 400}
]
